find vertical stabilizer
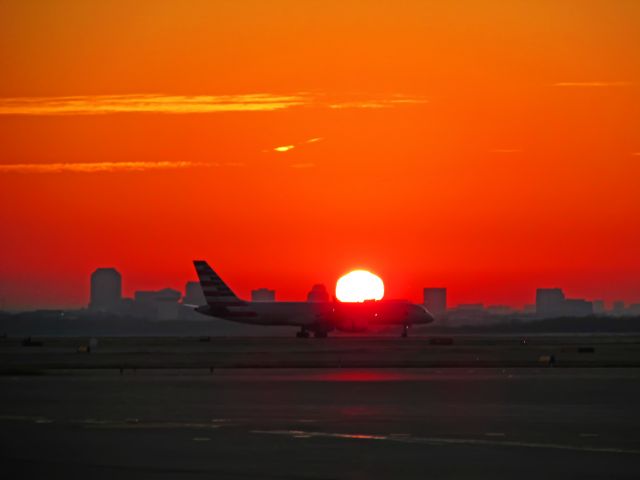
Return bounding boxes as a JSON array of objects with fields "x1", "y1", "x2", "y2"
[{"x1": 193, "y1": 260, "x2": 244, "y2": 306}]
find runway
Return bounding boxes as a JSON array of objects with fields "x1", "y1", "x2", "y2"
[{"x1": 2, "y1": 367, "x2": 640, "y2": 479}]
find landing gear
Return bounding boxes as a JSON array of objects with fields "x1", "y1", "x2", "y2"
[
  {"x1": 401, "y1": 324, "x2": 409, "y2": 338},
  {"x1": 296, "y1": 328, "x2": 310, "y2": 338}
]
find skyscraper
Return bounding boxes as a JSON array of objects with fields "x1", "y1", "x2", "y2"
[
  {"x1": 89, "y1": 268, "x2": 122, "y2": 312},
  {"x1": 423, "y1": 288, "x2": 447, "y2": 316}
]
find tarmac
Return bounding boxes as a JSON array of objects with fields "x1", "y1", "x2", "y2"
[
  {"x1": 2, "y1": 336, "x2": 640, "y2": 478},
  {"x1": 2, "y1": 334, "x2": 640, "y2": 370}
]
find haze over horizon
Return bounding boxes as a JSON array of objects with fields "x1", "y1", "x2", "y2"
[{"x1": 1, "y1": 0, "x2": 639, "y2": 309}]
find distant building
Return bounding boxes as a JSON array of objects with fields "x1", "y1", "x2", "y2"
[
  {"x1": 307, "y1": 284, "x2": 330, "y2": 302},
  {"x1": 447, "y1": 303, "x2": 486, "y2": 325},
  {"x1": 423, "y1": 288, "x2": 447, "y2": 316},
  {"x1": 628, "y1": 304, "x2": 640, "y2": 316},
  {"x1": 251, "y1": 288, "x2": 275, "y2": 302},
  {"x1": 563, "y1": 299, "x2": 593, "y2": 317},
  {"x1": 536, "y1": 288, "x2": 593, "y2": 317},
  {"x1": 486, "y1": 305, "x2": 513, "y2": 316},
  {"x1": 183, "y1": 281, "x2": 206, "y2": 306},
  {"x1": 592, "y1": 300, "x2": 605, "y2": 314},
  {"x1": 613, "y1": 301, "x2": 626, "y2": 315},
  {"x1": 89, "y1": 268, "x2": 122, "y2": 312},
  {"x1": 523, "y1": 304, "x2": 536, "y2": 314},
  {"x1": 536, "y1": 288, "x2": 565, "y2": 317},
  {"x1": 455, "y1": 303, "x2": 484, "y2": 312},
  {"x1": 179, "y1": 281, "x2": 207, "y2": 320},
  {"x1": 134, "y1": 288, "x2": 181, "y2": 320}
]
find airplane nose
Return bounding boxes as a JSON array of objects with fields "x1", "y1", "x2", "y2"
[
  {"x1": 425, "y1": 309, "x2": 435, "y2": 323},
  {"x1": 418, "y1": 305, "x2": 435, "y2": 324}
]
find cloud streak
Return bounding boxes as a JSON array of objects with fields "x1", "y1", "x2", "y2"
[
  {"x1": 0, "y1": 93, "x2": 428, "y2": 116},
  {"x1": 553, "y1": 81, "x2": 632, "y2": 87},
  {"x1": 269, "y1": 137, "x2": 324, "y2": 154},
  {"x1": 0, "y1": 161, "x2": 214, "y2": 174},
  {"x1": 490, "y1": 148, "x2": 522, "y2": 154},
  {"x1": 0, "y1": 94, "x2": 305, "y2": 116},
  {"x1": 274, "y1": 145, "x2": 295, "y2": 153}
]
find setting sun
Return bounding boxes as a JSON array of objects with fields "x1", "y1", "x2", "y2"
[{"x1": 335, "y1": 270, "x2": 385, "y2": 303}]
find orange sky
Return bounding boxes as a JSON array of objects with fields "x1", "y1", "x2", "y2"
[{"x1": 0, "y1": 0, "x2": 639, "y2": 309}]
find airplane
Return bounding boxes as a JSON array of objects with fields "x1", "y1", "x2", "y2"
[{"x1": 192, "y1": 260, "x2": 434, "y2": 337}]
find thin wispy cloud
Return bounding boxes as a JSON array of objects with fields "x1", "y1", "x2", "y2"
[
  {"x1": 0, "y1": 161, "x2": 215, "y2": 174},
  {"x1": 327, "y1": 98, "x2": 428, "y2": 109},
  {"x1": 553, "y1": 82, "x2": 632, "y2": 88},
  {"x1": 0, "y1": 94, "x2": 305, "y2": 116},
  {"x1": 0, "y1": 93, "x2": 428, "y2": 116},
  {"x1": 490, "y1": 148, "x2": 522, "y2": 154},
  {"x1": 632, "y1": 152, "x2": 640, "y2": 156},
  {"x1": 269, "y1": 137, "x2": 324, "y2": 154}
]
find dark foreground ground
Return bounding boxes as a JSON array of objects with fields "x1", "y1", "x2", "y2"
[{"x1": 2, "y1": 336, "x2": 640, "y2": 479}]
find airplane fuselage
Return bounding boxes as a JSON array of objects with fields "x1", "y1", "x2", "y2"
[{"x1": 196, "y1": 299, "x2": 433, "y2": 333}]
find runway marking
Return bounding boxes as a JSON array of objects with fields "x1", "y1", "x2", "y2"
[
  {"x1": 0, "y1": 415, "x2": 50, "y2": 422},
  {"x1": 83, "y1": 420, "x2": 223, "y2": 430},
  {"x1": 251, "y1": 430, "x2": 640, "y2": 455},
  {"x1": 82, "y1": 419, "x2": 111, "y2": 425}
]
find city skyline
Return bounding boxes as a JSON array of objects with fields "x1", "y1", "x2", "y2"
[{"x1": 18, "y1": 265, "x2": 635, "y2": 318}]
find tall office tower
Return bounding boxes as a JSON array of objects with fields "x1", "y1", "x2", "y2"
[
  {"x1": 89, "y1": 268, "x2": 122, "y2": 312},
  {"x1": 423, "y1": 288, "x2": 447, "y2": 316}
]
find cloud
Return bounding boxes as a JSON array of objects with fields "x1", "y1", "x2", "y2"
[
  {"x1": 269, "y1": 137, "x2": 325, "y2": 154},
  {"x1": 490, "y1": 148, "x2": 522, "y2": 154},
  {"x1": 290, "y1": 163, "x2": 315, "y2": 169},
  {"x1": 0, "y1": 94, "x2": 306, "y2": 115},
  {"x1": 0, "y1": 161, "x2": 214, "y2": 174},
  {"x1": 632, "y1": 152, "x2": 640, "y2": 156},
  {"x1": 553, "y1": 82, "x2": 632, "y2": 87},
  {"x1": 327, "y1": 97, "x2": 428, "y2": 109},
  {"x1": 0, "y1": 93, "x2": 429, "y2": 116},
  {"x1": 274, "y1": 145, "x2": 295, "y2": 153}
]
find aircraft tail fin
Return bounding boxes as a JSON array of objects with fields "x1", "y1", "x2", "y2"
[{"x1": 193, "y1": 260, "x2": 244, "y2": 306}]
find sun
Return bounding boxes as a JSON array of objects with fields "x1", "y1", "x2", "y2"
[{"x1": 335, "y1": 270, "x2": 385, "y2": 302}]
